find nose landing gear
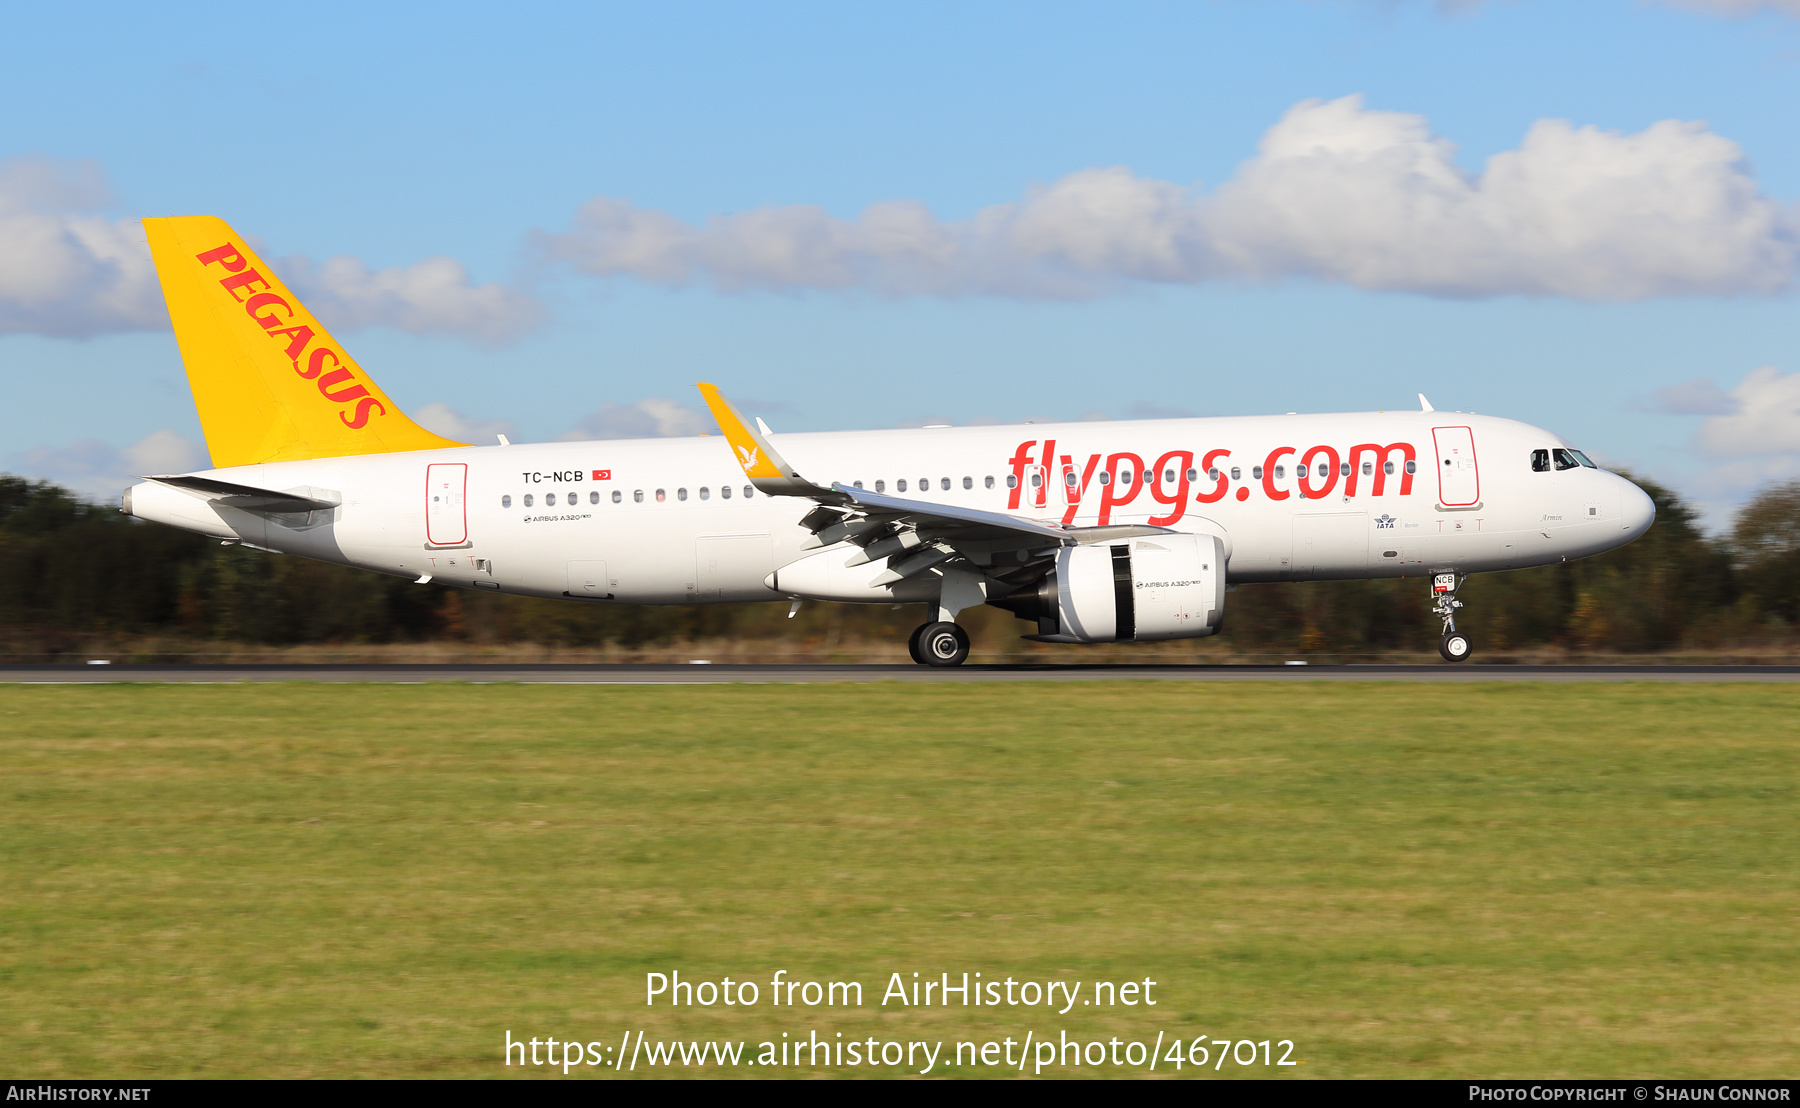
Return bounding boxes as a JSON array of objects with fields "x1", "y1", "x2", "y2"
[
  {"x1": 908, "y1": 621, "x2": 970, "y2": 667},
  {"x1": 1432, "y1": 573, "x2": 1472, "y2": 662}
]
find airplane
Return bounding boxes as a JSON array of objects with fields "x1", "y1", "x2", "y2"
[{"x1": 121, "y1": 216, "x2": 1656, "y2": 666}]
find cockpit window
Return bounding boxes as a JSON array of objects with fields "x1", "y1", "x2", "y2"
[
  {"x1": 1570, "y1": 449, "x2": 1598, "y2": 469},
  {"x1": 1552, "y1": 448, "x2": 1581, "y2": 471},
  {"x1": 1531, "y1": 449, "x2": 1550, "y2": 473}
]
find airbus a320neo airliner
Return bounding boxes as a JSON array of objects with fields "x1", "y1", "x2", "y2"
[{"x1": 122, "y1": 216, "x2": 1655, "y2": 665}]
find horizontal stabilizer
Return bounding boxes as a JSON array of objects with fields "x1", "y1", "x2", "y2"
[{"x1": 139, "y1": 474, "x2": 340, "y2": 514}]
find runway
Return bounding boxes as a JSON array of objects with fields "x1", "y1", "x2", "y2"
[{"x1": 3, "y1": 663, "x2": 1799, "y2": 683}]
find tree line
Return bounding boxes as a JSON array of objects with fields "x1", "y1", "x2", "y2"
[{"x1": 2, "y1": 473, "x2": 1796, "y2": 657}]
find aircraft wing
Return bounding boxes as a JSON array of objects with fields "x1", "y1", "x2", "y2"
[{"x1": 698, "y1": 383, "x2": 1099, "y2": 588}]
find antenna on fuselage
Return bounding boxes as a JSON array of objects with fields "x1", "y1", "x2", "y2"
[{"x1": 1418, "y1": 394, "x2": 1435, "y2": 413}]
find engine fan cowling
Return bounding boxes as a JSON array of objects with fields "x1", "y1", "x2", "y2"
[{"x1": 1004, "y1": 533, "x2": 1226, "y2": 644}]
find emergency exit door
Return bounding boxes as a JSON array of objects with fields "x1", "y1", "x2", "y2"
[
  {"x1": 1432, "y1": 426, "x2": 1480, "y2": 507},
  {"x1": 425, "y1": 463, "x2": 468, "y2": 546}
]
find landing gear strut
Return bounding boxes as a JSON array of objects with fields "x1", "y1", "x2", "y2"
[
  {"x1": 1432, "y1": 573, "x2": 1472, "y2": 662},
  {"x1": 909, "y1": 621, "x2": 970, "y2": 667}
]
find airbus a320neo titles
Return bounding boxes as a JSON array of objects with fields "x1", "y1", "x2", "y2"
[{"x1": 122, "y1": 216, "x2": 1655, "y2": 665}]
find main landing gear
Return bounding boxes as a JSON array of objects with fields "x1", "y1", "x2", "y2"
[
  {"x1": 1432, "y1": 573, "x2": 1472, "y2": 663},
  {"x1": 908, "y1": 621, "x2": 970, "y2": 667}
]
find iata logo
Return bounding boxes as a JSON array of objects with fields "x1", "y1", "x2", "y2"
[
  {"x1": 194, "y1": 243, "x2": 386, "y2": 430},
  {"x1": 1376, "y1": 514, "x2": 1397, "y2": 529}
]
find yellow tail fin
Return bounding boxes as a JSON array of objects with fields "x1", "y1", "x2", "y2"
[{"x1": 143, "y1": 216, "x2": 466, "y2": 468}]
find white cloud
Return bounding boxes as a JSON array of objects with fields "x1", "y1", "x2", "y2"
[
  {"x1": 1696, "y1": 366, "x2": 1800, "y2": 457},
  {"x1": 559, "y1": 399, "x2": 712, "y2": 440},
  {"x1": 538, "y1": 96, "x2": 1798, "y2": 302},
  {"x1": 0, "y1": 159, "x2": 166, "y2": 338},
  {"x1": 1660, "y1": 0, "x2": 1800, "y2": 14},
  {"x1": 413, "y1": 402, "x2": 518, "y2": 445},
  {"x1": 6, "y1": 429, "x2": 208, "y2": 502},
  {"x1": 1646, "y1": 378, "x2": 1740, "y2": 416},
  {"x1": 0, "y1": 156, "x2": 544, "y2": 342},
  {"x1": 273, "y1": 253, "x2": 545, "y2": 345}
]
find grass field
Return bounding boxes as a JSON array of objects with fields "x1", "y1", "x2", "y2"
[{"x1": 3, "y1": 682, "x2": 1797, "y2": 1079}]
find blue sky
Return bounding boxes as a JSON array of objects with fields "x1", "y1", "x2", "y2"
[{"x1": 3, "y1": 0, "x2": 1799, "y2": 527}]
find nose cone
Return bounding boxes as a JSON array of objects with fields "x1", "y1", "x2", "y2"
[{"x1": 1619, "y1": 475, "x2": 1655, "y2": 542}]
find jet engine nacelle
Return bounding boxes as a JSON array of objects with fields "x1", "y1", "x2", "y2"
[{"x1": 998, "y1": 533, "x2": 1227, "y2": 644}]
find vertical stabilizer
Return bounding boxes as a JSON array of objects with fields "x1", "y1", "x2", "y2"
[{"x1": 143, "y1": 216, "x2": 466, "y2": 468}]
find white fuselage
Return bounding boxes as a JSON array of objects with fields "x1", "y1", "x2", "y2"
[{"x1": 127, "y1": 410, "x2": 1655, "y2": 607}]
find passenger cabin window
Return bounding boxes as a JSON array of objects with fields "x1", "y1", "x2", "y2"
[
  {"x1": 1207, "y1": 468, "x2": 1219, "y2": 481},
  {"x1": 546, "y1": 492, "x2": 556, "y2": 506},
  {"x1": 1553, "y1": 448, "x2": 1580, "y2": 471},
  {"x1": 852, "y1": 482, "x2": 862, "y2": 490},
  {"x1": 1318, "y1": 463, "x2": 1329, "y2": 478},
  {"x1": 1098, "y1": 471, "x2": 1111, "y2": 486},
  {"x1": 1252, "y1": 466, "x2": 1263, "y2": 480},
  {"x1": 875, "y1": 480, "x2": 885, "y2": 492},
  {"x1": 699, "y1": 487, "x2": 709, "y2": 500},
  {"x1": 1186, "y1": 468, "x2": 1197, "y2": 481},
  {"x1": 1230, "y1": 467, "x2": 1241, "y2": 481},
  {"x1": 524, "y1": 494, "x2": 534, "y2": 507},
  {"x1": 656, "y1": 489, "x2": 667, "y2": 502},
  {"x1": 590, "y1": 491, "x2": 600, "y2": 505},
  {"x1": 984, "y1": 476, "x2": 995, "y2": 489},
  {"x1": 677, "y1": 488, "x2": 688, "y2": 501},
  {"x1": 634, "y1": 490, "x2": 644, "y2": 503},
  {"x1": 897, "y1": 479, "x2": 908, "y2": 492},
  {"x1": 941, "y1": 477, "x2": 951, "y2": 491},
  {"x1": 1005, "y1": 475, "x2": 1016, "y2": 489},
  {"x1": 1384, "y1": 461, "x2": 1395, "y2": 475},
  {"x1": 1339, "y1": 462, "x2": 1349, "y2": 477},
  {"x1": 1065, "y1": 471, "x2": 1078, "y2": 487},
  {"x1": 502, "y1": 495, "x2": 512, "y2": 508},
  {"x1": 963, "y1": 476, "x2": 972, "y2": 490},
  {"x1": 1531, "y1": 449, "x2": 1551, "y2": 472},
  {"x1": 743, "y1": 486, "x2": 753, "y2": 498},
  {"x1": 1273, "y1": 465, "x2": 1285, "y2": 479},
  {"x1": 1405, "y1": 461, "x2": 1417, "y2": 474},
  {"x1": 612, "y1": 490, "x2": 622, "y2": 503},
  {"x1": 1362, "y1": 462, "x2": 1373, "y2": 476}
]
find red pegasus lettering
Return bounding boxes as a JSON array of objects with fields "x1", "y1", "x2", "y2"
[
  {"x1": 339, "y1": 396, "x2": 386, "y2": 429},
  {"x1": 1262, "y1": 446, "x2": 1296, "y2": 502},
  {"x1": 1147, "y1": 450, "x2": 1194, "y2": 527},
  {"x1": 194, "y1": 243, "x2": 248, "y2": 272},
  {"x1": 218, "y1": 268, "x2": 271, "y2": 302},
  {"x1": 1097, "y1": 452, "x2": 1145, "y2": 526},
  {"x1": 297, "y1": 347, "x2": 339, "y2": 380},
  {"x1": 1298, "y1": 445, "x2": 1341, "y2": 499},
  {"x1": 267, "y1": 324, "x2": 316, "y2": 362},
  {"x1": 316, "y1": 367, "x2": 370, "y2": 404},
  {"x1": 1194, "y1": 448, "x2": 1231, "y2": 504},
  {"x1": 242, "y1": 292, "x2": 293, "y2": 329}
]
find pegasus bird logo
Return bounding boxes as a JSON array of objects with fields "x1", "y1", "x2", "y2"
[{"x1": 736, "y1": 444, "x2": 759, "y2": 470}]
